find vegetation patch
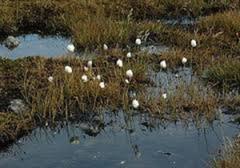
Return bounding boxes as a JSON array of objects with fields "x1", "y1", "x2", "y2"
[
  {"x1": 0, "y1": 0, "x2": 240, "y2": 150},
  {"x1": 204, "y1": 59, "x2": 240, "y2": 89},
  {"x1": 213, "y1": 137, "x2": 240, "y2": 168},
  {"x1": 0, "y1": 112, "x2": 34, "y2": 146}
]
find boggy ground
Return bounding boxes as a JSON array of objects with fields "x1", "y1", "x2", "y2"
[{"x1": 0, "y1": 0, "x2": 240, "y2": 166}]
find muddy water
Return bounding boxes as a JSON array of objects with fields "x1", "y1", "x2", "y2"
[
  {"x1": 0, "y1": 111, "x2": 239, "y2": 168},
  {"x1": 0, "y1": 34, "x2": 71, "y2": 58}
]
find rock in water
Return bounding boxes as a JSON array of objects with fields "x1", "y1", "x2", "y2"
[
  {"x1": 69, "y1": 136, "x2": 80, "y2": 145},
  {"x1": 4, "y1": 36, "x2": 20, "y2": 50}
]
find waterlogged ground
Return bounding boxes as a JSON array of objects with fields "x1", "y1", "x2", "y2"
[
  {"x1": 148, "y1": 67, "x2": 194, "y2": 97},
  {"x1": 0, "y1": 34, "x2": 239, "y2": 167},
  {"x1": 0, "y1": 112, "x2": 239, "y2": 168}
]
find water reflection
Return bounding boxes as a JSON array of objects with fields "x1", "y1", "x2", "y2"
[
  {"x1": 0, "y1": 34, "x2": 71, "y2": 59},
  {"x1": 0, "y1": 111, "x2": 239, "y2": 168},
  {"x1": 148, "y1": 67, "x2": 197, "y2": 97}
]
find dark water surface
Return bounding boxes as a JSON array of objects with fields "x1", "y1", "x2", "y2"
[{"x1": 0, "y1": 112, "x2": 239, "y2": 168}]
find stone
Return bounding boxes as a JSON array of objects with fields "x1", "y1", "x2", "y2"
[
  {"x1": 4, "y1": 36, "x2": 20, "y2": 50},
  {"x1": 9, "y1": 99, "x2": 26, "y2": 114}
]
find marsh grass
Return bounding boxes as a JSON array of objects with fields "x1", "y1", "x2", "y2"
[
  {"x1": 0, "y1": 51, "x2": 219, "y2": 123},
  {"x1": 198, "y1": 10, "x2": 240, "y2": 38},
  {"x1": 0, "y1": 112, "x2": 33, "y2": 145},
  {"x1": 142, "y1": 82, "x2": 218, "y2": 122},
  {"x1": 19, "y1": 54, "x2": 149, "y2": 121},
  {"x1": 0, "y1": 0, "x2": 240, "y2": 146},
  {"x1": 213, "y1": 137, "x2": 240, "y2": 168},
  {"x1": 204, "y1": 59, "x2": 240, "y2": 89},
  {"x1": 0, "y1": 0, "x2": 239, "y2": 48}
]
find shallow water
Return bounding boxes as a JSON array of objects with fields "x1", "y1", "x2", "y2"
[
  {"x1": 0, "y1": 112, "x2": 239, "y2": 168},
  {"x1": 141, "y1": 45, "x2": 169, "y2": 55},
  {"x1": 0, "y1": 34, "x2": 71, "y2": 59},
  {"x1": 161, "y1": 17, "x2": 196, "y2": 27},
  {"x1": 148, "y1": 67, "x2": 197, "y2": 97}
]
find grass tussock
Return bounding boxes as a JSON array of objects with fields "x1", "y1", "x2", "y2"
[
  {"x1": 142, "y1": 83, "x2": 218, "y2": 122},
  {"x1": 198, "y1": 10, "x2": 240, "y2": 38},
  {"x1": 204, "y1": 59, "x2": 240, "y2": 89},
  {"x1": 0, "y1": 112, "x2": 33, "y2": 145},
  {"x1": 1, "y1": 54, "x2": 149, "y2": 120}
]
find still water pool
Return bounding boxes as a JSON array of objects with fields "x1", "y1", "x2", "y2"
[
  {"x1": 0, "y1": 112, "x2": 239, "y2": 168},
  {"x1": 0, "y1": 34, "x2": 71, "y2": 59}
]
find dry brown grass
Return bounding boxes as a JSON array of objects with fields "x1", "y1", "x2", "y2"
[
  {"x1": 213, "y1": 137, "x2": 240, "y2": 168},
  {"x1": 204, "y1": 59, "x2": 240, "y2": 89},
  {"x1": 0, "y1": 112, "x2": 34, "y2": 145},
  {"x1": 198, "y1": 10, "x2": 240, "y2": 38},
  {"x1": 15, "y1": 54, "x2": 149, "y2": 120}
]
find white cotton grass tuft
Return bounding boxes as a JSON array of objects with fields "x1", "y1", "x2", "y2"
[
  {"x1": 65, "y1": 66, "x2": 73, "y2": 74},
  {"x1": 67, "y1": 44, "x2": 75, "y2": 52},
  {"x1": 99, "y1": 82, "x2": 105, "y2": 89},
  {"x1": 120, "y1": 161, "x2": 126, "y2": 165},
  {"x1": 103, "y1": 44, "x2": 108, "y2": 50},
  {"x1": 116, "y1": 59, "x2": 123, "y2": 68},
  {"x1": 125, "y1": 79, "x2": 130, "y2": 84},
  {"x1": 126, "y1": 69, "x2": 133, "y2": 78},
  {"x1": 162, "y1": 93, "x2": 167, "y2": 99},
  {"x1": 81, "y1": 74, "x2": 88, "y2": 82},
  {"x1": 191, "y1": 39, "x2": 197, "y2": 48},
  {"x1": 132, "y1": 99, "x2": 140, "y2": 109},
  {"x1": 87, "y1": 60, "x2": 93, "y2": 68},
  {"x1": 160, "y1": 60, "x2": 167, "y2": 69},
  {"x1": 182, "y1": 57, "x2": 187, "y2": 64},
  {"x1": 135, "y1": 38, "x2": 141, "y2": 45},
  {"x1": 84, "y1": 66, "x2": 89, "y2": 72},
  {"x1": 126, "y1": 52, "x2": 132, "y2": 58},
  {"x1": 96, "y1": 75, "x2": 101, "y2": 81},
  {"x1": 48, "y1": 76, "x2": 54, "y2": 83}
]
